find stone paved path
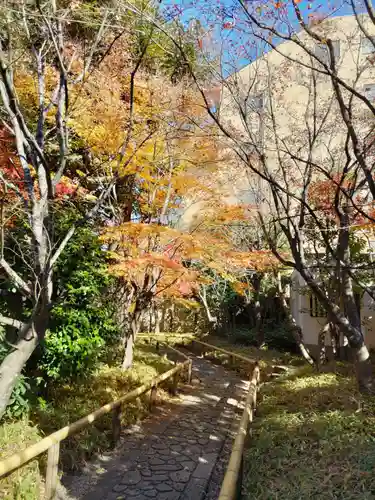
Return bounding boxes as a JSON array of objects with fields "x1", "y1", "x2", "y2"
[{"x1": 59, "y1": 353, "x2": 249, "y2": 500}]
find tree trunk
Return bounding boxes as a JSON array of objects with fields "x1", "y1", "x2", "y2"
[
  {"x1": 0, "y1": 270, "x2": 50, "y2": 414},
  {"x1": 122, "y1": 310, "x2": 141, "y2": 370},
  {"x1": 253, "y1": 273, "x2": 263, "y2": 346},
  {"x1": 193, "y1": 311, "x2": 199, "y2": 333},
  {"x1": 161, "y1": 306, "x2": 167, "y2": 332},
  {"x1": 285, "y1": 203, "x2": 372, "y2": 391},
  {"x1": 293, "y1": 328, "x2": 316, "y2": 366},
  {"x1": 149, "y1": 307, "x2": 153, "y2": 332},
  {"x1": 354, "y1": 345, "x2": 373, "y2": 393},
  {"x1": 317, "y1": 323, "x2": 330, "y2": 370},
  {"x1": 297, "y1": 265, "x2": 373, "y2": 391},
  {"x1": 122, "y1": 333, "x2": 134, "y2": 370},
  {"x1": 339, "y1": 206, "x2": 372, "y2": 392},
  {"x1": 198, "y1": 286, "x2": 217, "y2": 328},
  {"x1": 246, "y1": 304, "x2": 253, "y2": 328},
  {"x1": 276, "y1": 272, "x2": 316, "y2": 366},
  {"x1": 342, "y1": 333, "x2": 349, "y2": 361},
  {"x1": 169, "y1": 303, "x2": 175, "y2": 332},
  {"x1": 0, "y1": 333, "x2": 38, "y2": 418},
  {"x1": 329, "y1": 323, "x2": 340, "y2": 358},
  {"x1": 154, "y1": 307, "x2": 161, "y2": 334}
]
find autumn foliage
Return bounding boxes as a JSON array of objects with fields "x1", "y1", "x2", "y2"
[{"x1": 308, "y1": 175, "x2": 375, "y2": 230}]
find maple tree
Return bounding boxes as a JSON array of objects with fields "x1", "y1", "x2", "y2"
[
  {"x1": 101, "y1": 193, "x2": 281, "y2": 367},
  {"x1": 2, "y1": 0, "x2": 375, "y2": 419},
  {"x1": 0, "y1": 0, "x2": 199, "y2": 414},
  {"x1": 0, "y1": 0, "x2": 260, "y2": 391},
  {"x1": 90, "y1": 75, "x2": 226, "y2": 368},
  {"x1": 195, "y1": 206, "x2": 285, "y2": 342}
]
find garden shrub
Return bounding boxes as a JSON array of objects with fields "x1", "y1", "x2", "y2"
[{"x1": 39, "y1": 215, "x2": 119, "y2": 381}]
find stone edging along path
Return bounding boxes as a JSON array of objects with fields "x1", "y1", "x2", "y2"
[{"x1": 58, "y1": 353, "x2": 250, "y2": 500}]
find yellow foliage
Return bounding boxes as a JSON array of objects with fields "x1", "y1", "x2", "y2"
[
  {"x1": 68, "y1": 77, "x2": 128, "y2": 156},
  {"x1": 14, "y1": 67, "x2": 58, "y2": 123}
]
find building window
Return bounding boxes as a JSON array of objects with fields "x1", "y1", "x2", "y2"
[
  {"x1": 361, "y1": 36, "x2": 375, "y2": 55},
  {"x1": 314, "y1": 40, "x2": 340, "y2": 65},
  {"x1": 363, "y1": 83, "x2": 375, "y2": 100},
  {"x1": 309, "y1": 292, "x2": 361, "y2": 320},
  {"x1": 309, "y1": 294, "x2": 326, "y2": 318}
]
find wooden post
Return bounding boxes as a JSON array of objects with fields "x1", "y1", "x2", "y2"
[
  {"x1": 230, "y1": 355, "x2": 235, "y2": 369},
  {"x1": 187, "y1": 360, "x2": 192, "y2": 384},
  {"x1": 45, "y1": 442, "x2": 60, "y2": 500},
  {"x1": 171, "y1": 371, "x2": 179, "y2": 396},
  {"x1": 111, "y1": 405, "x2": 121, "y2": 447},
  {"x1": 252, "y1": 385, "x2": 257, "y2": 409},
  {"x1": 149, "y1": 385, "x2": 157, "y2": 410}
]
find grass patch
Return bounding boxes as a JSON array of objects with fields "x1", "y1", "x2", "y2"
[
  {"x1": 244, "y1": 365, "x2": 375, "y2": 499},
  {"x1": 138, "y1": 332, "x2": 195, "y2": 347},
  {"x1": 0, "y1": 420, "x2": 43, "y2": 500},
  {"x1": 1, "y1": 343, "x2": 175, "y2": 499}
]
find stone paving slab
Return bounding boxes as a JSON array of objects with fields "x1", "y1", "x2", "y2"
[{"x1": 58, "y1": 353, "x2": 249, "y2": 500}]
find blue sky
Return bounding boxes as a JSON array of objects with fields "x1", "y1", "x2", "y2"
[{"x1": 161, "y1": 0, "x2": 359, "y2": 75}]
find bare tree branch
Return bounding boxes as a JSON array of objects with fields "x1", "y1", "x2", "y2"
[
  {"x1": 0, "y1": 315, "x2": 25, "y2": 330},
  {"x1": 0, "y1": 258, "x2": 31, "y2": 296}
]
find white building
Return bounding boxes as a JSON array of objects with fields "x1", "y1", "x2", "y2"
[{"x1": 290, "y1": 269, "x2": 375, "y2": 355}]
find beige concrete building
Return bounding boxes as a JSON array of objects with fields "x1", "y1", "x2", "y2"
[
  {"x1": 223, "y1": 15, "x2": 375, "y2": 123},
  {"x1": 221, "y1": 14, "x2": 375, "y2": 191},
  {"x1": 218, "y1": 14, "x2": 375, "y2": 351}
]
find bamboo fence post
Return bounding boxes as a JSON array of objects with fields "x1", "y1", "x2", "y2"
[
  {"x1": 0, "y1": 361, "x2": 188, "y2": 482},
  {"x1": 230, "y1": 354, "x2": 235, "y2": 369},
  {"x1": 187, "y1": 359, "x2": 192, "y2": 384},
  {"x1": 218, "y1": 364, "x2": 260, "y2": 500},
  {"x1": 45, "y1": 442, "x2": 60, "y2": 500},
  {"x1": 149, "y1": 385, "x2": 157, "y2": 410},
  {"x1": 236, "y1": 453, "x2": 244, "y2": 499}
]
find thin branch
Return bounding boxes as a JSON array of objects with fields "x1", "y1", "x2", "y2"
[
  {"x1": 0, "y1": 257, "x2": 31, "y2": 296},
  {"x1": 0, "y1": 315, "x2": 25, "y2": 330},
  {"x1": 74, "y1": 9, "x2": 109, "y2": 83}
]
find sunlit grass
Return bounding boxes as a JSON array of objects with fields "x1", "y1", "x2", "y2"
[
  {"x1": 244, "y1": 366, "x2": 375, "y2": 500},
  {"x1": 0, "y1": 420, "x2": 43, "y2": 500},
  {"x1": 0, "y1": 343, "x2": 174, "y2": 499},
  {"x1": 189, "y1": 336, "x2": 375, "y2": 498},
  {"x1": 138, "y1": 332, "x2": 195, "y2": 347}
]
